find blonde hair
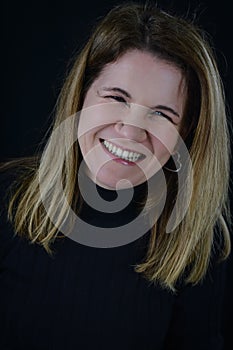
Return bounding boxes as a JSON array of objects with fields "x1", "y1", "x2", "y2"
[{"x1": 2, "y1": 2, "x2": 231, "y2": 291}]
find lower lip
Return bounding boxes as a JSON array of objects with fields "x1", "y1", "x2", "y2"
[
  {"x1": 100, "y1": 141, "x2": 137, "y2": 166},
  {"x1": 113, "y1": 158, "x2": 136, "y2": 166}
]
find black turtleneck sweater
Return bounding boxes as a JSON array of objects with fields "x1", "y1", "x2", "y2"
[{"x1": 0, "y1": 170, "x2": 227, "y2": 350}]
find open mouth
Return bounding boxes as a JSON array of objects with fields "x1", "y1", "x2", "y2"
[{"x1": 100, "y1": 138, "x2": 146, "y2": 163}]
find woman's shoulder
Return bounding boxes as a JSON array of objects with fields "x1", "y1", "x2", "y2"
[
  {"x1": 0, "y1": 158, "x2": 36, "y2": 260},
  {"x1": 0, "y1": 157, "x2": 38, "y2": 206},
  {"x1": 0, "y1": 165, "x2": 20, "y2": 216},
  {"x1": 0, "y1": 169, "x2": 17, "y2": 261}
]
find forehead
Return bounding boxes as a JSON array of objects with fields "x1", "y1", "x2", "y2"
[{"x1": 103, "y1": 50, "x2": 182, "y2": 77}]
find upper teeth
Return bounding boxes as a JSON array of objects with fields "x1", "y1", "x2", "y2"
[{"x1": 103, "y1": 140, "x2": 144, "y2": 162}]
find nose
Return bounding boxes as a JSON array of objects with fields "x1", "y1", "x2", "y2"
[
  {"x1": 114, "y1": 104, "x2": 148, "y2": 142},
  {"x1": 115, "y1": 106, "x2": 147, "y2": 142},
  {"x1": 114, "y1": 122, "x2": 147, "y2": 142},
  {"x1": 115, "y1": 122, "x2": 147, "y2": 142}
]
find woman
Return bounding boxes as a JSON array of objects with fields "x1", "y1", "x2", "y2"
[{"x1": 0, "y1": 2, "x2": 231, "y2": 349}]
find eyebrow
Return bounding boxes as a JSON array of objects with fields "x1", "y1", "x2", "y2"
[
  {"x1": 101, "y1": 87, "x2": 180, "y2": 118},
  {"x1": 101, "y1": 87, "x2": 131, "y2": 98}
]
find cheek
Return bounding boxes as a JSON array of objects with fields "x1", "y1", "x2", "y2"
[
  {"x1": 149, "y1": 123, "x2": 180, "y2": 155},
  {"x1": 77, "y1": 108, "x2": 106, "y2": 156},
  {"x1": 78, "y1": 134, "x2": 88, "y2": 156},
  {"x1": 78, "y1": 103, "x2": 121, "y2": 139}
]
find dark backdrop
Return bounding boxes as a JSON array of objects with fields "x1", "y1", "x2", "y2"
[{"x1": 2, "y1": 1, "x2": 233, "y2": 348}]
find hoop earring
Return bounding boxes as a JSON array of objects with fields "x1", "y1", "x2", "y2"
[{"x1": 164, "y1": 151, "x2": 182, "y2": 173}]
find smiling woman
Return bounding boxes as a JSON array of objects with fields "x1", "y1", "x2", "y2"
[{"x1": 0, "y1": 2, "x2": 231, "y2": 350}]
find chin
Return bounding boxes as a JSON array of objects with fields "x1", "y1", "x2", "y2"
[{"x1": 95, "y1": 170, "x2": 147, "y2": 190}]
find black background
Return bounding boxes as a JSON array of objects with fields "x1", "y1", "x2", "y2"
[{"x1": 2, "y1": 0, "x2": 233, "y2": 348}]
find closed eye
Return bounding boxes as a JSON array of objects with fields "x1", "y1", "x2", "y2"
[
  {"x1": 150, "y1": 110, "x2": 176, "y2": 124},
  {"x1": 105, "y1": 95, "x2": 127, "y2": 103}
]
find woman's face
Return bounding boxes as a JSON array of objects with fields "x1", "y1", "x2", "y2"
[{"x1": 78, "y1": 50, "x2": 186, "y2": 189}]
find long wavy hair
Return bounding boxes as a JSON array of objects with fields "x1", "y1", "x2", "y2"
[{"x1": 1, "y1": 2, "x2": 231, "y2": 291}]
